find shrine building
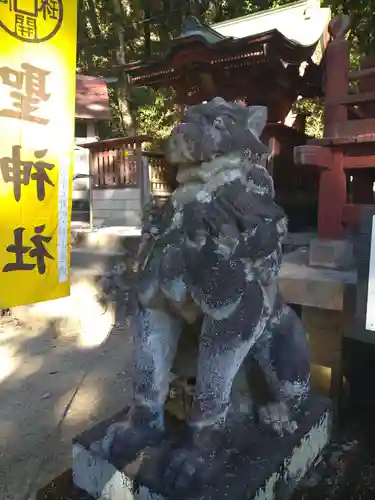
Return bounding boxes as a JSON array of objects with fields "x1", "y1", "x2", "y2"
[{"x1": 123, "y1": 0, "x2": 332, "y2": 232}]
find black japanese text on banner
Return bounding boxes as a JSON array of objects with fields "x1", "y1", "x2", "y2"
[{"x1": 0, "y1": 0, "x2": 78, "y2": 307}]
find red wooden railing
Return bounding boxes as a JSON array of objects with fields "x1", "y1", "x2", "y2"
[
  {"x1": 294, "y1": 14, "x2": 375, "y2": 239},
  {"x1": 82, "y1": 135, "x2": 176, "y2": 195}
]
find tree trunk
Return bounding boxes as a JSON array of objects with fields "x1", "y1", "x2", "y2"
[
  {"x1": 111, "y1": 0, "x2": 137, "y2": 134},
  {"x1": 86, "y1": 0, "x2": 102, "y2": 39},
  {"x1": 143, "y1": 0, "x2": 152, "y2": 58},
  {"x1": 157, "y1": 0, "x2": 173, "y2": 53},
  {"x1": 77, "y1": 0, "x2": 94, "y2": 73}
]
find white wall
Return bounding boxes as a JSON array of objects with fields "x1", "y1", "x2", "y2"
[
  {"x1": 74, "y1": 120, "x2": 98, "y2": 146},
  {"x1": 92, "y1": 188, "x2": 142, "y2": 227},
  {"x1": 73, "y1": 147, "x2": 90, "y2": 175},
  {"x1": 72, "y1": 147, "x2": 90, "y2": 209}
]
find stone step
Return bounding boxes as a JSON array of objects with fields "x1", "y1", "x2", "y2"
[
  {"x1": 71, "y1": 248, "x2": 131, "y2": 274},
  {"x1": 72, "y1": 395, "x2": 332, "y2": 500},
  {"x1": 283, "y1": 232, "x2": 317, "y2": 253},
  {"x1": 9, "y1": 222, "x2": 140, "y2": 337},
  {"x1": 71, "y1": 227, "x2": 313, "y2": 256},
  {"x1": 71, "y1": 228, "x2": 314, "y2": 254},
  {"x1": 10, "y1": 268, "x2": 134, "y2": 342},
  {"x1": 71, "y1": 226, "x2": 141, "y2": 253}
]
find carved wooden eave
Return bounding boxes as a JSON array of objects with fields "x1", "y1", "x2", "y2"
[{"x1": 123, "y1": 0, "x2": 331, "y2": 99}]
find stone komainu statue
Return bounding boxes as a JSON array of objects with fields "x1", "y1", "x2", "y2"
[{"x1": 100, "y1": 97, "x2": 311, "y2": 492}]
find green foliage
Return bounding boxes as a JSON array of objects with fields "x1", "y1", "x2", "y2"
[
  {"x1": 137, "y1": 91, "x2": 176, "y2": 143},
  {"x1": 77, "y1": 0, "x2": 375, "y2": 141},
  {"x1": 328, "y1": 0, "x2": 375, "y2": 55},
  {"x1": 96, "y1": 86, "x2": 125, "y2": 139},
  {"x1": 294, "y1": 98, "x2": 324, "y2": 139}
]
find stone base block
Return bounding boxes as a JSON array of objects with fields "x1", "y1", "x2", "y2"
[
  {"x1": 72, "y1": 395, "x2": 332, "y2": 500},
  {"x1": 309, "y1": 239, "x2": 354, "y2": 270}
]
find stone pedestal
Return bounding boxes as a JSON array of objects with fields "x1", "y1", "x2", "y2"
[
  {"x1": 72, "y1": 395, "x2": 332, "y2": 500},
  {"x1": 279, "y1": 247, "x2": 357, "y2": 412},
  {"x1": 309, "y1": 239, "x2": 354, "y2": 270}
]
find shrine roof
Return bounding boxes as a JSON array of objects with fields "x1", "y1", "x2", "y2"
[
  {"x1": 75, "y1": 74, "x2": 111, "y2": 121},
  {"x1": 211, "y1": 0, "x2": 331, "y2": 48},
  {"x1": 124, "y1": 0, "x2": 331, "y2": 85}
]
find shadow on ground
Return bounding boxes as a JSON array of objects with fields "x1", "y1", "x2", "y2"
[{"x1": 0, "y1": 314, "x2": 135, "y2": 500}]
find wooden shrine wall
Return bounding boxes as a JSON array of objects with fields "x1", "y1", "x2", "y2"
[{"x1": 263, "y1": 125, "x2": 320, "y2": 232}]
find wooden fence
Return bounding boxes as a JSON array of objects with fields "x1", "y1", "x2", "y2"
[{"x1": 82, "y1": 135, "x2": 176, "y2": 195}]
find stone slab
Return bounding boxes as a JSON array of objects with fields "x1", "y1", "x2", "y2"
[
  {"x1": 72, "y1": 395, "x2": 332, "y2": 500},
  {"x1": 69, "y1": 236, "x2": 357, "y2": 312},
  {"x1": 71, "y1": 249, "x2": 128, "y2": 273},
  {"x1": 279, "y1": 248, "x2": 356, "y2": 311},
  {"x1": 309, "y1": 239, "x2": 354, "y2": 270},
  {"x1": 282, "y1": 232, "x2": 317, "y2": 252},
  {"x1": 290, "y1": 438, "x2": 361, "y2": 500},
  {"x1": 71, "y1": 226, "x2": 141, "y2": 252}
]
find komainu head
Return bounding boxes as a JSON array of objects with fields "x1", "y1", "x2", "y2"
[{"x1": 165, "y1": 97, "x2": 269, "y2": 166}]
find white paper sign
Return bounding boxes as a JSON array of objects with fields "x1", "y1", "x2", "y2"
[
  {"x1": 365, "y1": 215, "x2": 375, "y2": 331},
  {"x1": 58, "y1": 157, "x2": 70, "y2": 283}
]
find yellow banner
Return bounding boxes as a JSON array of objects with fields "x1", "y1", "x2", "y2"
[{"x1": 0, "y1": 0, "x2": 78, "y2": 308}]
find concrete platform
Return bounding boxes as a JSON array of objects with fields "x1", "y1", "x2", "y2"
[
  {"x1": 279, "y1": 248, "x2": 356, "y2": 311},
  {"x1": 72, "y1": 395, "x2": 332, "y2": 500},
  {"x1": 70, "y1": 248, "x2": 133, "y2": 274},
  {"x1": 71, "y1": 226, "x2": 141, "y2": 252}
]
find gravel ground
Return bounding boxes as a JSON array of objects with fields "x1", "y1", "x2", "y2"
[
  {"x1": 0, "y1": 316, "x2": 134, "y2": 500},
  {"x1": 3, "y1": 312, "x2": 375, "y2": 500}
]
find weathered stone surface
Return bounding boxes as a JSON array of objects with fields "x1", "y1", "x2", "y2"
[
  {"x1": 71, "y1": 226, "x2": 141, "y2": 253},
  {"x1": 282, "y1": 232, "x2": 316, "y2": 253},
  {"x1": 302, "y1": 308, "x2": 346, "y2": 371},
  {"x1": 279, "y1": 248, "x2": 356, "y2": 311},
  {"x1": 291, "y1": 438, "x2": 360, "y2": 500},
  {"x1": 73, "y1": 396, "x2": 332, "y2": 500},
  {"x1": 85, "y1": 98, "x2": 322, "y2": 496},
  {"x1": 309, "y1": 239, "x2": 354, "y2": 270},
  {"x1": 300, "y1": 307, "x2": 348, "y2": 406}
]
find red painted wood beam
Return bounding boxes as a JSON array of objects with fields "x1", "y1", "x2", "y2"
[
  {"x1": 326, "y1": 90, "x2": 375, "y2": 105},
  {"x1": 317, "y1": 151, "x2": 347, "y2": 239},
  {"x1": 344, "y1": 155, "x2": 375, "y2": 169},
  {"x1": 293, "y1": 145, "x2": 333, "y2": 169}
]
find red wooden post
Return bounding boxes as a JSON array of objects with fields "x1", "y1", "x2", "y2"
[{"x1": 318, "y1": 15, "x2": 350, "y2": 239}]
